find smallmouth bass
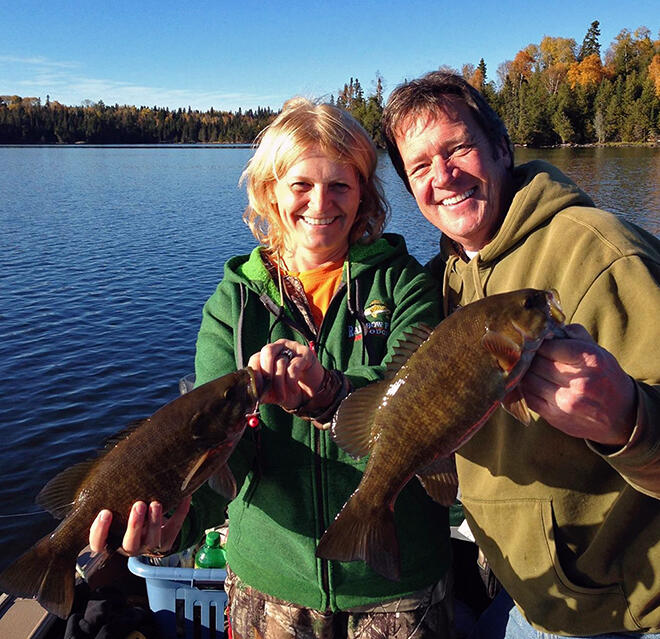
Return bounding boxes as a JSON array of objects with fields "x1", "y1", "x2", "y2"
[
  {"x1": 0, "y1": 368, "x2": 259, "y2": 618},
  {"x1": 316, "y1": 289, "x2": 565, "y2": 580}
]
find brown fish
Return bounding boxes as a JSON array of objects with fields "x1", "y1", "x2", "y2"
[
  {"x1": 0, "y1": 368, "x2": 259, "y2": 618},
  {"x1": 316, "y1": 289, "x2": 565, "y2": 580}
]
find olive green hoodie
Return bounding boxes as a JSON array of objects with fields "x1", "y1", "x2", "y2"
[
  {"x1": 182, "y1": 233, "x2": 450, "y2": 612},
  {"x1": 431, "y1": 161, "x2": 660, "y2": 634}
]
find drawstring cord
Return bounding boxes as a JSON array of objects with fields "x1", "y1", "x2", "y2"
[
  {"x1": 346, "y1": 259, "x2": 369, "y2": 365},
  {"x1": 442, "y1": 256, "x2": 452, "y2": 318},
  {"x1": 266, "y1": 252, "x2": 290, "y2": 343}
]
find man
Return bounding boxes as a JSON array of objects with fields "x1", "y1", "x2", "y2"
[{"x1": 383, "y1": 71, "x2": 660, "y2": 638}]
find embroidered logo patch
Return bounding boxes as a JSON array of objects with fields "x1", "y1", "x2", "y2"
[
  {"x1": 348, "y1": 299, "x2": 392, "y2": 340},
  {"x1": 364, "y1": 300, "x2": 392, "y2": 324}
]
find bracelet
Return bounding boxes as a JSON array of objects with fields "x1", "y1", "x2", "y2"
[{"x1": 285, "y1": 369, "x2": 351, "y2": 425}]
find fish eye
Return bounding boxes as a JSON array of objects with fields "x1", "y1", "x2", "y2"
[{"x1": 524, "y1": 292, "x2": 542, "y2": 309}]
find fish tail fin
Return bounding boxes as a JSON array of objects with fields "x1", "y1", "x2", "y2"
[
  {"x1": 317, "y1": 496, "x2": 400, "y2": 581},
  {"x1": 0, "y1": 533, "x2": 77, "y2": 618}
]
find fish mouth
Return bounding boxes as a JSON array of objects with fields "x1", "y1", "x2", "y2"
[
  {"x1": 441, "y1": 187, "x2": 476, "y2": 206},
  {"x1": 547, "y1": 289, "x2": 565, "y2": 325},
  {"x1": 245, "y1": 367, "x2": 264, "y2": 401},
  {"x1": 300, "y1": 215, "x2": 339, "y2": 226}
]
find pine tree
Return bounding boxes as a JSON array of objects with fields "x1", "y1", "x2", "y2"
[
  {"x1": 477, "y1": 58, "x2": 487, "y2": 83},
  {"x1": 578, "y1": 21, "x2": 601, "y2": 62}
]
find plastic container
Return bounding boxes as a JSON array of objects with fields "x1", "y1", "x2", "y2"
[
  {"x1": 195, "y1": 531, "x2": 227, "y2": 569},
  {"x1": 128, "y1": 554, "x2": 227, "y2": 639}
]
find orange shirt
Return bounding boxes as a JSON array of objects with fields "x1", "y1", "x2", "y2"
[{"x1": 288, "y1": 260, "x2": 344, "y2": 329}]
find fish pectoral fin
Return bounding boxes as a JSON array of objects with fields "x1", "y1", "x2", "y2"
[
  {"x1": 416, "y1": 456, "x2": 459, "y2": 506},
  {"x1": 501, "y1": 387, "x2": 532, "y2": 425},
  {"x1": 331, "y1": 380, "x2": 388, "y2": 458},
  {"x1": 481, "y1": 330, "x2": 521, "y2": 373},
  {"x1": 36, "y1": 460, "x2": 97, "y2": 519},
  {"x1": 208, "y1": 464, "x2": 237, "y2": 500},
  {"x1": 181, "y1": 452, "x2": 211, "y2": 493}
]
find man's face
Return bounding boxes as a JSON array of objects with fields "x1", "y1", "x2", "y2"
[{"x1": 394, "y1": 98, "x2": 511, "y2": 252}]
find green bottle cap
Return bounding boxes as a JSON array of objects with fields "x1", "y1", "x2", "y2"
[{"x1": 205, "y1": 531, "x2": 221, "y2": 547}]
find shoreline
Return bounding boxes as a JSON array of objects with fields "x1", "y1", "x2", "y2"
[
  {"x1": 518, "y1": 141, "x2": 659, "y2": 149},
  {"x1": 0, "y1": 141, "x2": 657, "y2": 149},
  {"x1": 0, "y1": 142, "x2": 254, "y2": 149}
]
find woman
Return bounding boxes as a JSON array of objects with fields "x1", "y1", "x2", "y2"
[{"x1": 90, "y1": 98, "x2": 452, "y2": 638}]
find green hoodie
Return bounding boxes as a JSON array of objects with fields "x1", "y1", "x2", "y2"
[
  {"x1": 183, "y1": 233, "x2": 450, "y2": 612},
  {"x1": 431, "y1": 161, "x2": 660, "y2": 634}
]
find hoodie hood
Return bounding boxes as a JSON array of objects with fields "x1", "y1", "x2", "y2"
[
  {"x1": 481, "y1": 160, "x2": 595, "y2": 263},
  {"x1": 436, "y1": 161, "x2": 596, "y2": 311},
  {"x1": 221, "y1": 233, "x2": 411, "y2": 303}
]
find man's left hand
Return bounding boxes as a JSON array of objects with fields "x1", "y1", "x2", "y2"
[{"x1": 520, "y1": 324, "x2": 636, "y2": 448}]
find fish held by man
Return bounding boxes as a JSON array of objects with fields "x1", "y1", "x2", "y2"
[
  {"x1": 0, "y1": 368, "x2": 260, "y2": 619},
  {"x1": 316, "y1": 289, "x2": 565, "y2": 580}
]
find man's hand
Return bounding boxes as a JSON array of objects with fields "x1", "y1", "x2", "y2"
[
  {"x1": 520, "y1": 324, "x2": 636, "y2": 448},
  {"x1": 89, "y1": 496, "x2": 191, "y2": 557}
]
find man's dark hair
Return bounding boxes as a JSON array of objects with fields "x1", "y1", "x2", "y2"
[{"x1": 382, "y1": 71, "x2": 513, "y2": 192}]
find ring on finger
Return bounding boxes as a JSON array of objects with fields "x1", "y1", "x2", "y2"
[{"x1": 279, "y1": 347, "x2": 295, "y2": 363}]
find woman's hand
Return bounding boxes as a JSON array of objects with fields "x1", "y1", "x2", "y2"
[
  {"x1": 248, "y1": 339, "x2": 325, "y2": 410},
  {"x1": 520, "y1": 324, "x2": 636, "y2": 448},
  {"x1": 89, "y1": 496, "x2": 191, "y2": 557}
]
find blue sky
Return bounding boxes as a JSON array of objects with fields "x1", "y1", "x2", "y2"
[{"x1": 1, "y1": 0, "x2": 658, "y2": 112}]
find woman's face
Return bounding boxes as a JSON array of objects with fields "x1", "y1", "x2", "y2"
[{"x1": 273, "y1": 149, "x2": 362, "y2": 272}]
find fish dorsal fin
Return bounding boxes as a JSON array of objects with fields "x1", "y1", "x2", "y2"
[
  {"x1": 481, "y1": 329, "x2": 521, "y2": 373},
  {"x1": 102, "y1": 418, "x2": 149, "y2": 449},
  {"x1": 208, "y1": 464, "x2": 238, "y2": 500},
  {"x1": 385, "y1": 324, "x2": 434, "y2": 379},
  {"x1": 331, "y1": 380, "x2": 388, "y2": 458},
  {"x1": 36, "y1": 460, "x2": 96, "y2": 518},
  {"x1": 502, "y1": 387, "x2": 532, "y2": 425},
  {"x1": 416, "y1": 456, "x2": 458, "y2": 507},
  {"x1": 36, "y1": 418, "x2": 150, "y2": 518}
]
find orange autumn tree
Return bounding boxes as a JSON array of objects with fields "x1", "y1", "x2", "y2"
[
  {"x1": 567, "y1": 53, "x2": 607, "y2": 89},
  {"x1": 509, "y1": 45, "x2": 538, "y2": 88},
  {"x1": 649, "y1": 54, "x2": 660, "y2": 98}
]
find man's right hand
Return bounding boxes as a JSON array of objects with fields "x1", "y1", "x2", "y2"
[{"x1": 89, "y1": 496, "x2": 191, "y2": 556}]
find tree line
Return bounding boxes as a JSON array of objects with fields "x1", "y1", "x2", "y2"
[
  {"x1": 1, "y1": 22, "x2": 658, "y2": 147},
  {"x1": 0, "y1": 98, "x2": 276, "y2": 145}
]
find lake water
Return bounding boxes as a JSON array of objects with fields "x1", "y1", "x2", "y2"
[{"x1": 1, "y1": 145, "x2": 658, "y2": 569}]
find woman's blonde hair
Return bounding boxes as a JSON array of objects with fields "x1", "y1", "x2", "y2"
[{"x1": 241, "y1": 97, "x2": 388, "y2": 255}]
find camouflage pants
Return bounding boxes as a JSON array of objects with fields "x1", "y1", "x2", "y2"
[{"x1": 224, "y1": 566, "x2": 454, "y2": 639}]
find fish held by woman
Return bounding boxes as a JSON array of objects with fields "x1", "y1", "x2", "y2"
[
  {"x1": 0, "y1": 368, "x2": 260, "y2": 618},
  {"x1": 316, "y1": 289, "x2": 566, "y2": 580}
]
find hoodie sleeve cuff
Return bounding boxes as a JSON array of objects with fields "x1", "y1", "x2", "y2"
[
  {"x1": 586, "y1": 381, "x2": 660, "y2": 498},
  {"x1": 286, "y1": 369, "x2": 352, "y2": 429}
]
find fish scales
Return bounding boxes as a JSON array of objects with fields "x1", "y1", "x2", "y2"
[
  {"x1": 0, "y1": 368, "x2": 259, "y2": 618},
  {"x1": 317, "y1": 289, "x2": 565, "y2": 580}
]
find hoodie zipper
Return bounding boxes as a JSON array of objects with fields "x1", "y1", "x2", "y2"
[
  {"x1": 309, "y1": 282, "x2": 351, "y2": 609},
  {"x1": 260, "y1": 259, "x2": 361, "y2": 609},
  {"x1": 314, "y1": 426, "x2": 331, "y2": 603}
]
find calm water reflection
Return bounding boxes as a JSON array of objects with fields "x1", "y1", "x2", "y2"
[{"x1": 516, "y1": 146, "x2": 659, "y2": 236}]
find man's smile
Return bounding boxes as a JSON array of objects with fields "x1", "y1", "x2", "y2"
[{"x1": 440, "y1": 187, "x2": 476, "y2": 206}]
